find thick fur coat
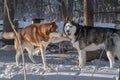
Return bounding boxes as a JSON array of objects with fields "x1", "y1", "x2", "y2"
[{"x1": 64, "y1": 21, "x2": 120, "y2": 68}]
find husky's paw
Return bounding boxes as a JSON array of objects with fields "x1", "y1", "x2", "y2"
[
  {"x1": 78, "y1": 63, "x2": 85, "y2": 68},
  {"x1": 43, "y1": 64, "x2": 50, "y2": 70},
  {"x1": 16, "y1": 63, "x2": 24, "y2": 67}
]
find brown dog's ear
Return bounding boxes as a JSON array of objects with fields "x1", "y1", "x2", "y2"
[
  {"x1": 49, "y1": 19, "x2": 58, "y2": 32},
  {"x1": 51, "y1": 19, "x2": 56, "y2": 23},
  {"x1": 50, "y1": 19, "x2": 56, "y2": 26},
  {"x1": 49, "y1": 24, "x2": 58, "y2": 32}
]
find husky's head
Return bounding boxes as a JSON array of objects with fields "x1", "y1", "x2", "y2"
[{"x1": 64, "y1": 21, "x2": 77, "y2": 39}]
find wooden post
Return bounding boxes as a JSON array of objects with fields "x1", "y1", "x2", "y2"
[
  {"x1": 84, "y1": 0, "x2": 94, "y2": 26},
  {"x1": 83, "y1": 0, "x2": 108, "y2": 61}
]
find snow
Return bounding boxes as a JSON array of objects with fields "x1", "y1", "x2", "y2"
[
  {"x1": 94, "y1": 22, "x2": 115, "y2": 28},
  {"x1": 0, "y1": 50, "x2": 119, "y2": 80},
  {"x1": 19, "y1": 20, "x2": 32, "y2": 28},
  {"x1": 0, "y1": 20, "x2": 119, "y2": 80}
]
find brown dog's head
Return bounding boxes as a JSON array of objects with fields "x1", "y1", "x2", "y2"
[
  {"x1": 49, "y1": 19, "x2": 58, "y2": 33},
  {"x1": 38, "y1": 19, "x2": 58, "y2": 34}
]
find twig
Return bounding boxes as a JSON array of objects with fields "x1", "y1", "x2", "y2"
[
  {"x1": 118, "y1": 66, "x2": 120, "y2": 80},
  {"x1": 4, "y1": 0, "x2": 27, "y2": 80}
]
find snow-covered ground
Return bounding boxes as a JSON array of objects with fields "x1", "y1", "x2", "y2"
[
  {"x1": 0, "y1": 50, "x2": 119, "y2": 80},
  {"x1": 0, "y1": 20, "x2": 119, "y2": 80}
]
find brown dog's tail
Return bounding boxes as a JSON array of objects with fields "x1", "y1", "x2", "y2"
[{"x1": 2, "y1": 31, "x2": 15, "y2": 39}]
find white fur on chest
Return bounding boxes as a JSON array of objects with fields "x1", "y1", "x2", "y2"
[
  {"x1": 83, "y1": 43, "x2": 105, "y2": 51},
  {"x1": 72, "y1": 41, "x2": 105, "y2": 51}
]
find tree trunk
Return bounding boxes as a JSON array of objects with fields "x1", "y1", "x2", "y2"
[
  {"x1": 2, "y1": 0, "x2": 15, "y2": 45},
  {"x1": 61, "y1": 0, "x2": 68, "y2": 21},
  {"x1": 68, "y1": 0, "x2": 73, "y2": 19},
  {"x1": 84, "y1": 0, "x2": 94, "y2": 26},
  {"x1": 61, "y1": 0, "x2": 73, "y2": 21}
]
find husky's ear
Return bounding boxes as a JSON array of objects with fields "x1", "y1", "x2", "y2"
[
  {"x1": 65, "y1": 17, "x2": 69, "y2": 22},
  {"x1": 72, "y1": 17, "x2": 76, "y2": 22},
  {"x1": 66, "y1": 17, "x2": 69, "y2": 21},
  {"x1": 64, "y1": 17, "x2": 70, "y2": 25}
]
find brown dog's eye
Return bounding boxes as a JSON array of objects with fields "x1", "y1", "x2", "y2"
[{"x1": 56, "y1": 28, "x2": 58, "y2": 32}]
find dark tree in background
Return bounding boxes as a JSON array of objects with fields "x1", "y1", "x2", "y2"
[
  {"x1": 3, "y1": 0, "x2": 15, "y2": 45},
  {"x1": 61, "y1": 0, "x2": 73, "y2": 20},
  {"x1": 61, "y1": 0, "x2": 68, "y2": 20},
  {"x1": 0, "y1": 0, "x2": 119, "y2": 22},
  {"x1": 3, "y1": 0, "x2": 15, "y2": 32},
  {"x1": 68, "y1": 0, "x2": 73, "y2": 19}
]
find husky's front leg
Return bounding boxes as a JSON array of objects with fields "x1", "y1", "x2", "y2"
[
  {"x1": 73, "y1": 42, "x2": 86, "y2": 67},
  {"x1": 78, "y1": 50, "x2": 86, "y2": 67},
  {"x1": 106, "y1": 50, "x2": 115, "y2": 68}
]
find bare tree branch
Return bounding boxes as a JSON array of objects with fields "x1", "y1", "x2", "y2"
[{"x1": 4, "y1": 0, "x2": 27, "y2": 80}]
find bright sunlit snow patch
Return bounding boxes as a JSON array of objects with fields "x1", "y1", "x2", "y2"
[{"x1": 94, "y1": 22, "x2": 115, "y2": 28}]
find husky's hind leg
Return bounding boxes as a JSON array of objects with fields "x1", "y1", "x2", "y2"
[{"x1": 106, "y1": 50, "x2": 115, "y2": 68}]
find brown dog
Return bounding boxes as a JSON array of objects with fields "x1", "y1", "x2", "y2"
[{"x1": 14, "y1": 19, "x2": 62, "y2": 69}]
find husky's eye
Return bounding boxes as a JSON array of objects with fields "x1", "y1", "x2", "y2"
[
  {"x1": 67, "y1": 24, "x2": 72, "y2": 28},
  {"x1": 69, "y1": 26, "x2": 72, "y2": 28}
]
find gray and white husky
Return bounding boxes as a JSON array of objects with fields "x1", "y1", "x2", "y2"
[{"x1": 64, "y1": 21, "x2": 120, "y2": 68}]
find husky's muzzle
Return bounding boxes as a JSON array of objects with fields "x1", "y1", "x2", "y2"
[{"x1": 66, "y1": 30, "x2": 71, "y2": 36}]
